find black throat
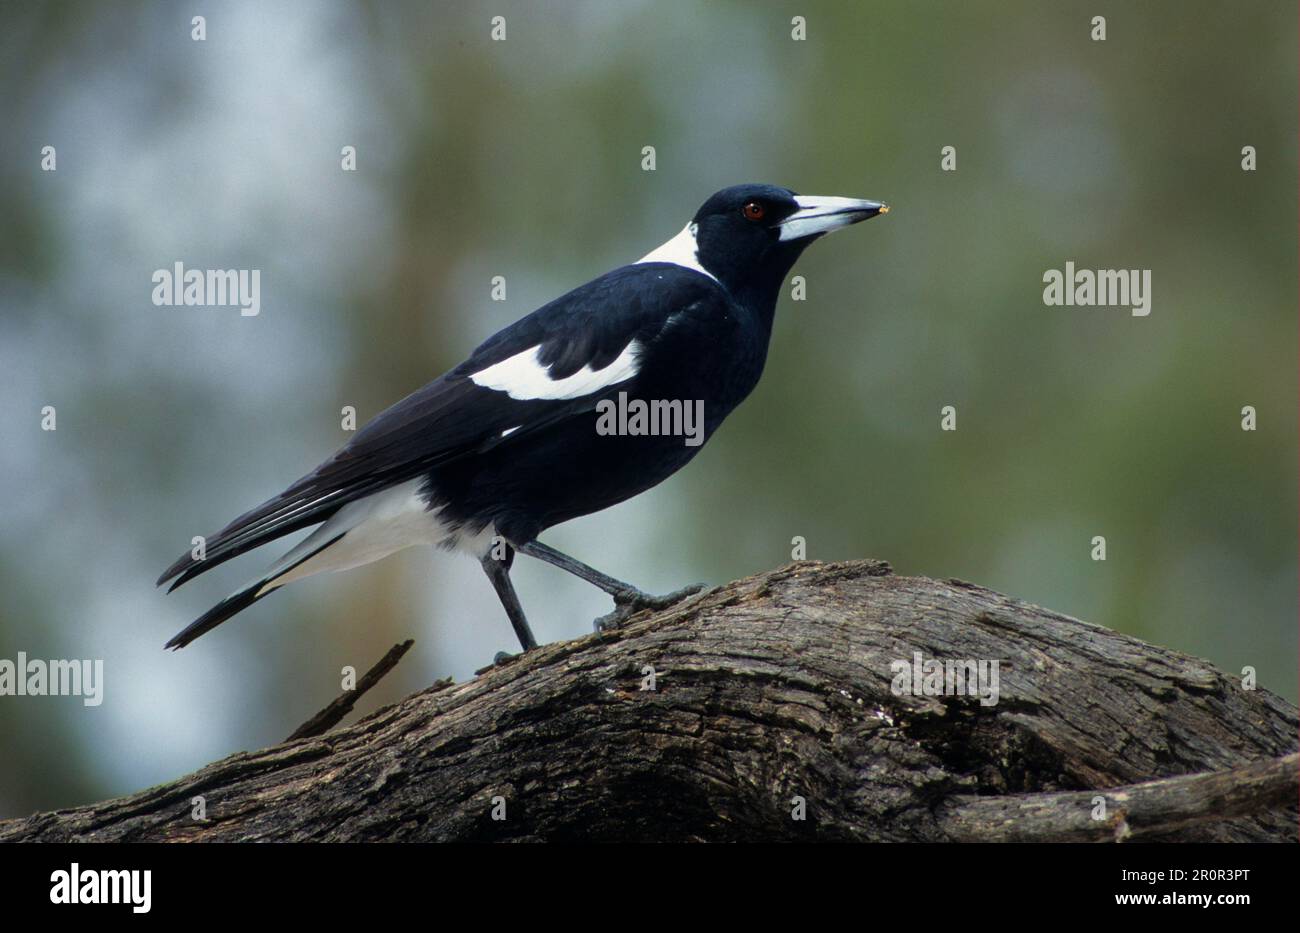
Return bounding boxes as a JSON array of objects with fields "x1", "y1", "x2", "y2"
[{"x1": 712, "y1": 241, "x2": 813, "y2": 337}]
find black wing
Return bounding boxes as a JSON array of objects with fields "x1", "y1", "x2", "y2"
[{"x1": 158, "y1": 264, "x2": 720, "y2": 590}]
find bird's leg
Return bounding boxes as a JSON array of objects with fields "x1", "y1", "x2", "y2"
[
  {"x1": 515, "y1": 539, "x2": 705, "y2": 632},
  {"x1": 480, "y1": 547, "x2": 538, "y2": 659}
]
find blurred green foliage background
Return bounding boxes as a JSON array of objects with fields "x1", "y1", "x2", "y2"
[{"x1": 0, "y1": 0, "x2": 1295, "y2": 818}]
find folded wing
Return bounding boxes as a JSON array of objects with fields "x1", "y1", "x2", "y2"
[{"x1": 157, "y1": 264, "x2": 716, "y2": 591}]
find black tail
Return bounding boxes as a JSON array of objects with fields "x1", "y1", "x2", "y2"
[
  {"x1": 165, "y1": 579, "x2": 276, "y2": 650},
  {"x1": 163, "y1": 532, "x2": 344, "y2": 650}
]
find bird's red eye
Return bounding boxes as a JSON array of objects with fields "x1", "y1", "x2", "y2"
[{"x1": 742, "y1": 201, "x2": 765, "y2": 221}]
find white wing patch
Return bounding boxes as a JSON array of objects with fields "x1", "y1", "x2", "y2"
[
  {"x1": 469, "y1": 341, "x2": 641, "y2": 400},
  {"x1": 636, "y1": 222, "x2": 718, "y2": 282}
]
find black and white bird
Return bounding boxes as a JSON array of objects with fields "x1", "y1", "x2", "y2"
[{"x1": 159, "y1": 184, "x2": 888, "y2": 653}]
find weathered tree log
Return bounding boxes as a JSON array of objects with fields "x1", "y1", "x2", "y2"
[{"x1": 3, "y1": 560, "x2": 1296, "y2": 842}]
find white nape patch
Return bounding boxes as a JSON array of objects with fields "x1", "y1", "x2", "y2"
[
  {"x1": 255, "y1": 479, "x2": 465, "y2": 595},
  {"x1": 469, "y1": 341, "x2": 641, "y2": 401},
  {"x1": 636, "y1": 222, "x2": 718, "y2": 282},
  {"x1": 778, "y1": 195, "x2": 881, "y2": 241}
]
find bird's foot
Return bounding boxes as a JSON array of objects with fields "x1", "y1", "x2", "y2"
[{"x1": 592, "y1": 583, "x2": 708, "y2": 633}]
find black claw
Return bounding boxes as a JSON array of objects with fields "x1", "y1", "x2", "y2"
[
  {"x1": 592, "y1": 608, "x2": 626, "y2": 633},
  {"x1": 475, "y1": 649, "x2": 527, "y2": 676},
  {"x1": 594, "y1": 583, "x2": 708, "y2": 632}
]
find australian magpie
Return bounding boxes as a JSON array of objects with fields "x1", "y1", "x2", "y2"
[{"x1": 158, "y1": 183, "x2": 888, "y2": 653}]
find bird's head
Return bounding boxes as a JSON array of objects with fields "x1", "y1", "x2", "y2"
[{"x1": 687, "y1": 183, "x2": 887, "y2": 301}]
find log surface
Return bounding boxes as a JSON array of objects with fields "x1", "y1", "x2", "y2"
[{"x1": 3, "y1": 560, "x2": 1296, "y2": 842}]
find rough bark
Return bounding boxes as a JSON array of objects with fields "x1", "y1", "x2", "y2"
[{"x1": 2, "y1": 560, "x2": 1296, "y2": 842}]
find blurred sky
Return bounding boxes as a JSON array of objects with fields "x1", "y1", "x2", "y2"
[{"x1": 0, "y1": 0, "x2": 1296, "y2": 818}]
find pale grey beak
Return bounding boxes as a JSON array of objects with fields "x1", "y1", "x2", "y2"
[{"x1": 777, "y1": 195, "x2": 889, "y2": 241}]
